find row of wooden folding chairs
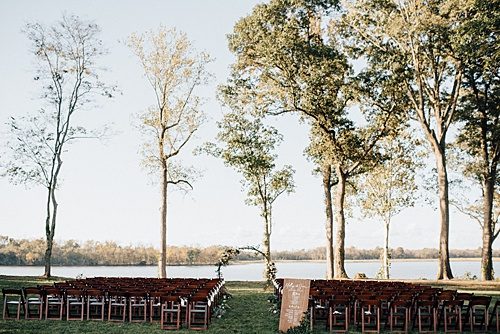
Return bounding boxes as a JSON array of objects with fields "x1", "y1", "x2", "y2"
[
  {"x1": 54, "y1": 276, "x2": 224, "y2": 329},
  {"x1": 3, "y1": 287, "x2": 220, "y2": 330},
  {"x1": 2, "y1": 278, "x2": 224, "y2": 330},
  {"x1": 310, "y1": 289, "x2": 499, "y2": 333},
  {"x1": 310, "y1": 290, "x2": 499, "y2": 333},
  {"x1": 274, "y1": 279, "x2": 499, "y2": 333}
]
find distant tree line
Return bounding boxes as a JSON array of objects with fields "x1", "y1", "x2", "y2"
[
  {"x1": 273, "y1": 247, "x2": 500, "y2": 261},
  {"x1": 1, "y1": 236, "x2": 497, "y2": 266}
]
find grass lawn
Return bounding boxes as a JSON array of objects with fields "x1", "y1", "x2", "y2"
[{"x1": 0, "y1": 275, "x2": 498, "y2": 333}]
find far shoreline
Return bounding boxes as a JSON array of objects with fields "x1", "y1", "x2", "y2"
[{"x1": 2, "y1": 257, "x2": 497, "y2": 267}]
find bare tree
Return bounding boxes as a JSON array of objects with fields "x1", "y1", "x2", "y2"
[
  {"x1": 2, "y1": 15, "x2": 115, "y2": 278},
  {"x1": 128, "y1": 27, "x2": 212, "y2": 278}
]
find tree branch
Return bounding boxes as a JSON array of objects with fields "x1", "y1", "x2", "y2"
[{"x1": 167, "y1": 179, "x2": 193, "y2": 190}]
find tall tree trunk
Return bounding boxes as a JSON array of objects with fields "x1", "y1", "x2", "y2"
[
  {"x1": 334, "y1": 164, "x2": 348, "y2": 278},
  {"x1": 322, "y1": 163, "x2": 334, "y2": 279},
  {"x1": 435, "y1": 147, "x2": 453, "y2": 280},
  {"x1": 263, "y1": 204, "x2": 272, "y2": 281},
  {"x1": 44, "y1": 185, "x2": 57, "y2": 278},
  {"x1": 481, "y1": 176, "x2": 494, "y2": 280},
  {"x1": 159, "y1": 155, "x2": 168, "y2": 278},
  {"x1": 383, "y1": 219, "x2": 390, "y2": 279}
]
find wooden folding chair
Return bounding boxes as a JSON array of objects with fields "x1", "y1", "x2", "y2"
[
  {"x1": 329, "y1": 296, "x2": 350, "y2": 333},
  {"x1": 360, "y1": 298, "x2": 381, "y2": 333},
  {"x1": 107, "y1": 290, "x2": 128, "y2": 322},
  {"x1": 415, "y1": 297, "x2": 437, "y2": 333},
  {"x1": 310, "y1": 294, "x2": 330, "y2": 330},
  {"x1": 389, "y1": 297, "x2": 412, "y2": 333},
  {"x1": 460, "y1": 295, "x2": 489, "y2": 332},
  {"x1": 161, "y1": 295, "x2": 181, "y2": 330},
  {"x1": 488, "y1": 300, "x2": 500, "y2": 333},
  {"x1": 43, "y1": 287, "x2": 64, "y2": 320},
  {"x1": 128, "y1": 290, "x2": 148, "y2": 322},
  {"x1": 86, "y1": 289, "x2": 106, "y2": 321},
  {"x1": 148, "y1": 291, "x2": 164, "y2": 322},
  {"x1": 2, "y1": 288, "x2": 24, "y2": 320},
  {"x1": 188, "y1": 294, "x2": 209, "y2": 330},
  {"x1": 66, "y1": 288, "x2": 85, "y2": 321},
  {"x1": 23, "y1": 287, "x2": 43, "y2": 320},
  {"x1": 442, "y1": 299, "x2": 463, "y2": 333}
]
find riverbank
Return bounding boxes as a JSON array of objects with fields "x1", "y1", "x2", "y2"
[
  {"x1": 2, "y1": 260, "x2": 499, "y2": 281},
  {"x1": 1, "y1": 257, "x2": 498, "y2": 268},
  {"x1": 268, "y1": 257, "x2": 500, "y2": 264}
]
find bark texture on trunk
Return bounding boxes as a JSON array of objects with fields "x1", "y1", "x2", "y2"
[
  {"x1": 333, "y1": 164, "x2": 348, "y2": 278},
  {"x1": 435, "y1": 147, "x2": 453, "y2": 280},
  {"x1": 469, "y1": 76, "x2": 498, "y2": 281},
  {"x1": 44, "y1": 185, "x2": 58, "y2": 278},
  {"x1": 263, "y1": 210, "x2": 272, "y2": 280},
  {"x1": 481, "y1": 177, "x2": 494, "y2": 280},
  {"x1": 159, "y1": 154, "x2": 168, "y2": 278},
  {"x1": 322, "y1": 164, "x2": 334, "y2": 279},
  {"x1": 43, "y1": 233, "x2": 54, "y2": 278},
  {"x1": 383, "y1": 220, "x2": 390, "y2": 279}
]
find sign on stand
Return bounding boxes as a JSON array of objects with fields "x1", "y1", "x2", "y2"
[{"x1": 278, "y1": 278, "x2": 311, "y2": 332}]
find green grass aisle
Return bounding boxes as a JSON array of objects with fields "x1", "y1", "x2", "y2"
[{"x1": 211, "y1": 281, "x2": 279, "y2": 334}]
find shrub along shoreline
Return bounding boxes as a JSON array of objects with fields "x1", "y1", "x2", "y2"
[{"x1": 1, "y1": 235, "x2": 498, "y2": 266}]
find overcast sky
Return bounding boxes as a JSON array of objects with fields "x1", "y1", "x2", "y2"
[{"x1": 0, "y1": 0, "x2": 486, "y2": 252}]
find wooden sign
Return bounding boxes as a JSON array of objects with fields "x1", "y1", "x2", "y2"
[{"x1": 278, "y1": 278, "x2": 311, "y2": 332}]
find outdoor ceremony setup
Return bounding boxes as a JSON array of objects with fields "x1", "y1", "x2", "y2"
[
  {"x1": 274, "y1": 278, "x2": 499, "y2": 333},
  {"x1": 2, "y1": 277, "x2": 224, "y2": 331},
  {"x1": 1, "y1": 0, "x2": 499, "y2": 332},
  {"x1": 2, "y1": 276, "x2": 499, "y2": 333}
]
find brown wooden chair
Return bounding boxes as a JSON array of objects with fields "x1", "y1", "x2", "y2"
[
  {"x1": 43, "y1": 287, "x2": 64, "y2": 320},
  {"x1": 161, "y1": 295, "x2": 181, "y2": 330},
  {"x1": 66, "y1": 288, "x2": 85, "y2": 321},
  {"x1": 188, "y1": 294, "x2": 209, "y2": 330},
  {"x1": 107, "y1": 290, "x2": 127, "y2": 322},
  {"x1": 23, "y1": 287, "x2": 43, "y2": 320},
  {"x1": 360, "y1": 298, "x2": 381, "y2": 333},
  {"x1": 353, "y1": 293, "x2": 375, "y2": 327},
  {"x1": 389, "y1": 297, "x2": 412, "y2": 333},
  {"x1": 329, "y1": 296, "x2": 350, "y2": 333},
  {"x1": 2, "y1": 288, "x2": 24, "y2": 320},
  {"x1": 86, "y1": 289, "x2": 106, "y2": 321},
  {"x1": 148, "y1": 291, "x2": 164, "y2": 322},
  {"x1": 461, "y1": 295, "x2": 489, "y2": 332},
  {"x1": 488, "y1": 300, "x2": 500, "y2": 333},
  {"x1": 128, "y1": 290, "x2": 148, "y2": 322},
  {"x1": 309, "y1": 294, "x2": 330, "y2": 330},
  {"x1": 441, "y1": 299, "x2": 463, "y2": 333},
  {"x1": 415, "y1": 296, "x2": 437, "y2": 333}
]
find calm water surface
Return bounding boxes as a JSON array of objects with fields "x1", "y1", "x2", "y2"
[{"x1": 1, "y1": 260, "x2": 496, "y2": 280}]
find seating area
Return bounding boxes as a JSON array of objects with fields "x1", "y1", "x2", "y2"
[
  {"x1": 2, "y1": 277, "x2": 224, "y2": 330},
  {"x1": 274, "y1": 278, "x2": 500, "y2": 333}
]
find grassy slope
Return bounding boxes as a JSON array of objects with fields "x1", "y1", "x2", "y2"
[{"x1": 0, "y1": 276, "x2": 498, "y2": 333}]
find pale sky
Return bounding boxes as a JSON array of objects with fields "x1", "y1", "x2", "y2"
[{"x1": 0, "y1": 0, "x2": 487, "y2": 252}]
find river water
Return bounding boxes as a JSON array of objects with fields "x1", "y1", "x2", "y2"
[{"x1": 1, "y1": 260, "x2": 496, "y2": 280}]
